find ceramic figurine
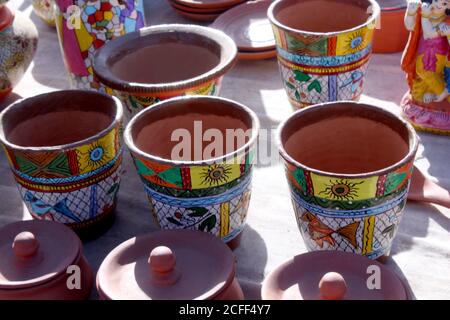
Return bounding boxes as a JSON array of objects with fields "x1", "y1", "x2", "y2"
[
  {"x1": 93, "y1": 24, "x2": 237, "y2": 118},
  {"x1": 97, "y1": 230, "x2": 244, "y2": 300},
  {"x1": 33, "y1": 0, "x2": 56, "y2": 26},
  {"x1": 401, "y1": 0, "x2": 450, "y2": 134},
  {"x1": 0, "y1": 0, "x2": 38, "y2": 101},
  {"x1": 0, "y1": 90, "x2": 123, "y2": 237},
  {"x1": 124, "y1": 96, "x2": 259, "y2": 249},
  {"x1": 0, "y1": 220, "x2": 93, "y2": 300},
  {"x1": 268, "y1": 0, "x2": 380, "y2": 109},
  {"x1": 54, "y1": 0, "x2": 145, "y2": 92},
  {"x1": 278, "y1": 102, "x2": 419, "y2": 260}
]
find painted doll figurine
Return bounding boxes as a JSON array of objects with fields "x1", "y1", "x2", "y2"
[{"x1": 401, "y1": 0, "x2": 450, "y2": 134}]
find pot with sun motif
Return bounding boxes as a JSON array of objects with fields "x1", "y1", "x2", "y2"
[
  {"x1": 268, "y1": 0, "x2": 380, "y2": 109},
  {"x1": 278, "y1": 101, "x2": 418, "y2": 260},
  {"x1": 0, "y1": 90, "x2": 123, "y2": 239},
  {"x1": 124, "y1": 96, "x2": 259, "y2": 249}
]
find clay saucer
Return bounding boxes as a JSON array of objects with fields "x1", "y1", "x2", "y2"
[
  {"x1": 378, "y1": 0, "x2": 407, "y2": 11},
  {"x1": 212, "y1": 0, "x2": 275, "y2": 52},
  {"x1": 237, "y1": 49, "x2": 277, "y2": 60},
  {"x1": 172, "y1": 7, "x2": 222, "y2": 22},
  {"x1": 169, "y1": 0, "x2": 227, "y2": 14},
  {"x1": 173, "y1": 0, "x2": 246, "y2": 10}
]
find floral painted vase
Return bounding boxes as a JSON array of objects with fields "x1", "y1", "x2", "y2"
[
  {"x1": 268, "y1": 0, "x2": 380, "y2": 109},
  {"x1": 32, "y1": 0, "x2": 56, "y2": 26},
  {"x1": 401, "y1": 0, "x2": 450, "y2": 135},
  {"x1": 54, "y1": 0, "x2": 145, "y2": 92},
  {"x1": 0, "y1": 0, "x2": 38, "y2": 100}
]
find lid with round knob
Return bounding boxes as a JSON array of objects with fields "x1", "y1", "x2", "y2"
[
  {"x1": 0, "y1": 220, "x2": 81, "y2": 289},
  {"x1": 97, "y1": 230, "x2": 236, "y2": 300},
  {"x1": 261, "y1": 251, "x2": 409, "y2": 300}
]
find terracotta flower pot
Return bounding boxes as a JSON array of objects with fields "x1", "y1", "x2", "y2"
[
  {"x1": 268, "y1": 0, "x2": 380, "y2": 109},
  {"x1": 93, "y1": 24, "x2": 238, "y2": 118},
  {"x1": 278, "y1": 101, "x2": 418, "y2": 259},
  {"x1": 0, "y1": 90, "x2": 124, "y2": 238},
  {"x1": 32, "y1": 0, "x2": 56, "y2": 27},
  {"x1": 124, "y1": 96, "x2": 259, "y2": 249},
  {"x1": 372, "y1": 0, "x2": 408, "y2": 53},
  {"x1": 0, "y1": 220, "x2": 93, "y2": 300},
  {"x1": 53, "y1": 0, "x2": 146, "y2": 92},
  {"x1": 0, "y1": 0, "x2": 38, "y2": 101},
  {"x1": 97, "y1": 229, "x2": 244, "y2": 300}
]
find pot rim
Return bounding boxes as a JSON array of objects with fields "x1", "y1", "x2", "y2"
[
  {"x1": 268, "y1": 0, "x2": 381, "y2": 37},
  {"x1": 0, "y1": 90, "x2": 123, "y2": 152},
  {"x1": 277, "y1": 101, "x2": 419, "y2": 179},
  {"x1": 124, "y1": 95, "x2": 260, "y2": 166},
  {"x1": 92, "y1": 24, "x2": 238, "y2": 95}
]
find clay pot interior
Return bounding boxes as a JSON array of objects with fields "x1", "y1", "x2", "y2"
[
  {"x1": 271, "y1": 0, "x2": 374, "y2": 33},
  {"x1": 280, "y1": 103, "x2": 413, "y2": 175},
  {"x1": 130, "y1": 98, "x2": 254, "y2": 161},
  {"x1": 104, "y1": 32, "x2": 222, "y2": 84},
  {"x1": 0, "y1": 91, "x2": 117, "y2": 148}
]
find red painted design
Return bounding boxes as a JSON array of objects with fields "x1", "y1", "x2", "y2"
[
  {"x1": 181, "y1": 167, "x2": 192, "y2": 190},
  {"x1": 66, "y1": 150, "x2": 79, "y2": 175},
  {"x1": 328, "y1": 37, "x2": 337, "y2": 56},
  {"x1": 376, "y1": 175, "x2": 387, "y2": 197}
]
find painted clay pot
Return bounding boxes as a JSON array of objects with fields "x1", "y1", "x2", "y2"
[
  {"x1": 0, "y1": 0, "x2": 38, "y2": 101},
  {"x1": 0, "y1": 90, "x2": 123, "y2": 238},
  {"x1": 373, "y1": 0, "x2": 408, "y2": 53},
  {"x1": 261, "y1": 251, "x2": 410, "y2": 300},
  {"x1": 0, "y1": 220, "x2": 93, "y2": 300},
  {"x1": 124, "y1": 96, "x2": 259, "y2": 249},
  {"x1": 278, "y1": 102, "x2": 419, "y2": 260},
  {"x1": 268, "y1": 0, "x2": 380, "y2": 109},
  {"x1": 97, "y1": 229, "x2": 244, "y2": 300},
  {"x1": 32, "y1": 0, "x2": 56, "y2": 27},
  {"x1": 93, "y1": 24, "x2": 238, "y2": 118},
  {"x1": 53, "y1": 0, "x2": 146, "y2": 92}
]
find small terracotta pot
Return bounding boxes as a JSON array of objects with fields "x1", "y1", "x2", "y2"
[
  {"x1": 32, "y1": 0, "x2": 55, "y2": 27},
  {"x1": 0, "y1": 90, "x2": 123, "y2": 238},
  {"x1": 268, "y1": 0, "x2": 380, "y2": 109},
  {"x1": 93, "y1": 24, "x2": 238, "y2": 118},
  {"x1": 0, "y1": 0, "x2": 38, "y2": 101},
  {"x1": 0, "y1": 220, "x2": 93, "y2": 300},
  {"x1": 278, "y1": 101, "x2": 418, "y2": 259},
  {"x1": 373, "y1": 1, "x2": 408, "y2": 53},
  {"x1": 124, "y1": 96, "x2": 259, "y2": 249},
  {"x1": 97, "y1": 229, "x2": 244, "y2": 300}
]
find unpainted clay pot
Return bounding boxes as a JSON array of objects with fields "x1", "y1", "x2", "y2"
[
  {"x1": 124, "y1": 96, "x2": 259, "y2": 250},
  {"x1": 373, "y1": 0, "x2": 409, "y2": 53},
  {"x1": 261, "y1": 251, "x2": 410, "y2": 300},
  {"x1": 0, "y1": 0, "x2": 38, "y2": 100},
  {"x1": 268, "y1": 0, "x2": 380, "y2": 109},
  {"x1": 0, "y1": 220, "x2": 93, "y2": 300},
  {"x1": 97, "y1": 229, "x2": 244, "y2": 300},
  {"x1": 278, "y1": 101, "x2": 418, "y2": 260},
  {"x1": 93, "y1": 24, "x2": 238, "y2": 118}
]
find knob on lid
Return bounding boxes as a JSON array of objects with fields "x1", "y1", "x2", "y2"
[
  {"x1": 0, "y1": 220, "x2": 81, "y2": 289},
  {"x1": 261, "y1": 251, "x2": 409, "y2": 300}
]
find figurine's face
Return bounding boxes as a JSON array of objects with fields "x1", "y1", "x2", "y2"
[{"x1": 432, "y1": 0, "x2": 450, "y2": 15}]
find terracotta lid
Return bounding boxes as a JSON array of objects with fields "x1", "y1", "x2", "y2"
[
  {"x1": 173, "y1": 0, "x2": 245, "y2": 10},
  {"x1": 212, "y1": 0, "x2": 275, "y2": 52},
  {"x1": 97, "y1": 230, "x2": 236, "y2": 300},
  {"x1": 378, "y1": 0, "x2": 407, "y2": 11},
  {"x1": 0, "y1": 220, "x2": 81, "y2": 289},
  {"x1": 262, "y1": 251, "x2": 408, "y2": 300}
]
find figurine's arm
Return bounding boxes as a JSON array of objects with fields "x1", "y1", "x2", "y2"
[{"x1": 405, "y1": 0, "x2": 421, "y2": 31}]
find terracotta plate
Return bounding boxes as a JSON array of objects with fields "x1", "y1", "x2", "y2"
[
  {"x1": 237, "y1": 49, "x2": 277, "y2": 60},
  {"x1": 169, "y1": 0, "x2": 227, "y2": 14},
  {"x1": 212, "y1": 0, "x2": 275, "y2": 52},
  {"x1": 173, "y1": 7, "x2": 221, "y2": 22},
  {"x1": 378, "y1": 0, "x2": 407, "y2": 11},
  {"x1": 173, "y1": 0, "x2": 246, "y2": 10}
]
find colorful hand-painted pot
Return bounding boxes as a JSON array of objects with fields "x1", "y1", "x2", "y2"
[
  {"x1": 124, "y1": 96, "x2": 259, "y2": 249},
  {"x1": 372, "y1": 0, "x2": 408, "y2": 53},
  {"x1": 0, "y1": 0, "x2": 38, "y2": 100},
  {"x1": 0, "y1": 220, "x2": 93, "y2": 300},
  {"x1": 0, "y1": 90, "x2": 123, "y2": 238},
  {"x1": 53, "y1": 0, "x2": 146, "y2": 92},
  {"x1": 278, "y1": 102, "x2": 419, "y2": 259},
  {"x1": 93, "y1": 24, "x2": 238, "y2": 118},
  {"x1": 32, "y1": 0, "x2": 56, "y2": 26},
  {"x1": 268, "y1": 0, "x2": 380, "y2": 109},
  {"x1": 97, "y1": 229, "x2": 244, "y2": 300},
  {"x1": 261, "y1": 251, "x2": 410, "y2": 300}
]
